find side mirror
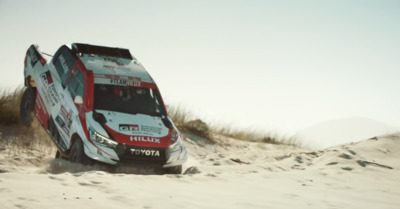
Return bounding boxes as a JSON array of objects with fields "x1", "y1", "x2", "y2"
[{"x1": 74, "y1": 95, "x2": 83, "y2": 104}]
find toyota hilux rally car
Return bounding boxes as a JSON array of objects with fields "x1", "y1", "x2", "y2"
[{"x1": 20, "y1": 43, "x2": 187, "y2": 174}]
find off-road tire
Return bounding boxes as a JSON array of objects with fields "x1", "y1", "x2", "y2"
[
  {"x1": 20, "y1": 87, "x2": 36, "y2": 126},
  {"x1": 69, "y1": 138, "x2": 93, "y2": 166},
  {"x1": 165, "y1": 165, "x2": 182, "y2": 174},
  {"x1": 55, "y1": 150, "x2": 61, "y2": 159}
]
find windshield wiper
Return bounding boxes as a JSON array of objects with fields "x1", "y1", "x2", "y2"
[
  {"x1": 93, "y1": 111, "x2": 107, "y2": 124},
  {"x1": 127, "y1": 111, "x2": 164, "y2": 117},
  {"x1": 148, "y1": 112, "x2": 166, "y2": 117}
]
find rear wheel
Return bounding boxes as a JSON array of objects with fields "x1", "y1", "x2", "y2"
[
  {"x1": 69, "y1": 138, "x2": 93, "y2": 166},
  {"x1": 48, "y1": 118, "x2": 57, "y2": 138},
  {"x1": 165, "y1": 165, "x2": 182, "y2": 174},
  {"x1": 20, "y1": 87, "x2": 36, "y2": 126},
  {"x1": 55, "y1": 150, "x2": 60, "y2": 158}
]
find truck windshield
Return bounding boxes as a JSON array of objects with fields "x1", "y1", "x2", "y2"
[{"x1": 93, "y1": 84, "x2": 166, "y2": 116}]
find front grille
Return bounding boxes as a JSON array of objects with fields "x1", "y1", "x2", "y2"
[{"x1": 116, "y1": 144, "x2": 168, "y2": 164}]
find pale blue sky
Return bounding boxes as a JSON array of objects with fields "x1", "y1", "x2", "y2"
[{"x1": 1, "y1": 0, "x2": 399, "y2": 135}]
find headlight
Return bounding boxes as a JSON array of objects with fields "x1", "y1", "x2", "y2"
[
  {"x1": 169, "y1": 140, "x2": 182, "y2": 153},
  {"x1": 89, "y1": 127, "x2": 118, "y2": 149},
  {"x1": 169, "y1": 129, "x2": 183, "y2": 153}
]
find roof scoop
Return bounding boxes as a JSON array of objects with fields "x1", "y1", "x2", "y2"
[{"x1": 71, "y1": 43, "x2": 135, "y2": 60}]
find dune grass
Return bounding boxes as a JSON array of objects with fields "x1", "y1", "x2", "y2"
[
  {"x1": 0, "y1": 123, "x2": 54, "y2": 156},
  {"x1": 0, "y1": 87, "x2": 53, "y2": 154},
  {"x1": 167, "y1": 105, "x2": 211, "y2": 139},
  {"x1": 0, "y1": 87, "x2": 25, "y2": 126},
  {"x1": 211, "y1": 125, "x2": 299, "y2": 146},
  {"x1": 167, "y1": 105, "x2": 300, "y2": 147}
]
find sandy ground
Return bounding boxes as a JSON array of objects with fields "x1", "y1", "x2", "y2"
[{"x1": 0, "y1": 130, "x2": 399, "y2": 209}]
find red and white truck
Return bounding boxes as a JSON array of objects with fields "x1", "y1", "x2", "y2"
[{"x1": 21, "y1": 43, "x2": 187, "y2": 174}]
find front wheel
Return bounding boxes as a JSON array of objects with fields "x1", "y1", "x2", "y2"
[
  {"x1": 20, "y1": 87, "x2": 36, "y2": 126},
  {"x1": 165, "y1": 165, "x2": 182, "y2": 174},
  {"x1": 69, "y1": 138, "x2": 93, "y2": 166}
]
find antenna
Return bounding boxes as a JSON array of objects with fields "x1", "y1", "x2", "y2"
[{"x1": 42, "y1": 52, "x2": 53, "y2": 57}]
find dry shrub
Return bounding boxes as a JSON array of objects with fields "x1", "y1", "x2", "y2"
[
  {"x1": 213, "y1": 125, "x2": 300, "y2": 146},
  {"x1": 167, "y1": 104, "x2": 300, "y2": 147},
  {"x1": 167, "y1": 104, "x2": 192, "y2": 127},
  {"x1": 0, "y1": 86, "x2": 54, "y2": 154},
  {"x1": 181, "y1": 119, "x2": 211, "y2": 139},
  {"x1": 0, "y1": 87, "x2": 25, "y2": 125},
  {"x1": 167, "y1": 105, "x2": 212, "y2": 141},
  {"x1": 0, "y1": 121, "x2": 54, "y2": 154},
  {"x1": 212, "y1": 126, "x2": 278, "y2": 144}
]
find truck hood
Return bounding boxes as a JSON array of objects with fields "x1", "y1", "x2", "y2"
[{"x1": 96, "y1": 110, "x2": 172, "y2": 147}]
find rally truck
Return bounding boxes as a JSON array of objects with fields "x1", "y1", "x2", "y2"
[{"x1": 20, "y1": 43, "x2": 187, "y2": 174}]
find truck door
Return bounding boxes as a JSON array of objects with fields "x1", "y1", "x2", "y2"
[
  {"x1": 50, "y1": 46, "x2": 80, "y2": 151},
  {"x1": 54, "y1": 67, "x2": 86, "y2": 149}
]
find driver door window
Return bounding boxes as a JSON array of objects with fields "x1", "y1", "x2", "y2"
[
  {"x1": 53, "y1": 46, "x2": 76, "y2": 88},
  {"x1": 67, "y1": 68, "x2": 85, "y2": 101}
]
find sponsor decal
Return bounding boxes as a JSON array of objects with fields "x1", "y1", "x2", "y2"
[
  {"x1": 94, "y1": 75, "x2": 144, "y2": 87},
  {"x1": 28, "y1": 47, "x2": 39, "y2": 66},
  {"x1": 141, "y1": 125, "x2": 162, "y2": 135},
  {"x1": 40, "y1": 71, "x2": 59, "y2": 106},
  {"x1": 110, "y1": 79, "x2": 127, "y2": 85},
  {"x1": 104, "y1": 65, "x2": 131, "y2": 72},
  {"x1": 130, "y1": 136, "x2": 160, "y2": 144},
  {"x1": 40, "y1": 71, "x2": 53, "y2": 85},
  {"x1": 34, "y1": 94, "x2": 49, "y2": 127},
  {"x1": 28, "y1": 46, "x2": 46, "y2": 67},
  {"x1": 103, "y1": 57, "x2": 123, "y2": 66},
  {"x1": 58, "y1": 55, "x2": 69, "y2": 74},
  {"x1": 35, "y1": 92, "x2": 47, "y2": 113},
  {"x1": 56, "y1": 116, "x2": 70, "y2": 135},
  {"x1": 59, "y1": 105, "x2": 73, "y2": 134},
  {"x1": 110, "y1": 79, "x2": 141, "y2": 87},
  {"x1": 130, "y1": 148, "x2": 160, "y2": 157},
  {"x1": 60, "y1": 105, "x2": 71, "y2": 119},
  {"x1": 119, "y1": 124, "x2": 162, "y2": 135},
  {"x1": 119, "y1": 124, "x2": 139, "y2": 131}
]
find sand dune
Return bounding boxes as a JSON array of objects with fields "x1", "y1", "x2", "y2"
[{"x1": 1, "y1": 132, "x2": 399, "y2": 209}]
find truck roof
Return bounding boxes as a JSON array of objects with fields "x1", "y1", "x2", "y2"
[
  {"x1": 71, "y1": 43, "x2": 154, "y2": 84},
  {"x1": 72, "y1": 43, "x2": 134, "y2": 60}
]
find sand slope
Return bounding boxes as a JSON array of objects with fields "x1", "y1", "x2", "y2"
[{"x1": 0, "y1": 132, "x2": 399, "y2": 209}]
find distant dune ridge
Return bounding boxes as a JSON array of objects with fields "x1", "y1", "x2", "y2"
[{"x1": 298, "y1": 117, "x2": 400, "y2": 148}]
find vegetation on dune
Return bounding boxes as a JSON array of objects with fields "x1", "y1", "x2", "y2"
[
  {"x1": 0, "y1": 87, "x2": 53, "y2": 153},
  {"x1": 0, "y1": 87, "x2": 25, "y2": 126},
  {"x1": 167, "y1": 105, "x2": 300, "y2": 146},
  {"x1": 167, "y1": 105, "x2": 211, "y2": 139},
  {"x1": 212, "y1": 126, "x2": 299, "y2": 146}
]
